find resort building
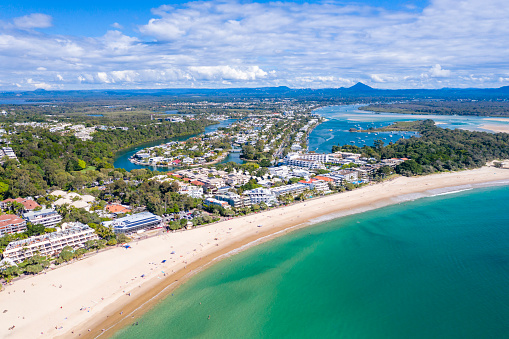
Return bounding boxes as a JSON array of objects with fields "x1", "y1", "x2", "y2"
[
  {"x1": 283, "y1": 154, "x2": 325, "y2": 170},
  {"x1": 298, "y1": 179, "x2": 330, "y2": 193},
  {"x1": 243, "y1": 188, "x2": 278, "y2": 206},
  {"x1": 270, "y1": 183, "x2": 308, "y2": 197},
  {"x1": 322, "y1": 169, "x2": 359, "y2": 184},
  {"x1": 102, "y1": 212, "x2": 163, "y2": 234},
  {"x1": 23, "y1": 208, "x2": 62, "y2": 228},
  {"x1": 203, "y1": 197, "x2": 231, "y2": 209},
  {"x1": 0, "y1": 214, "x2": 27, "y2": 236},
  {"x1": 215, "y1": 192, "x2": 252, "y2": 208},
  {"x1": 2, "y1": 223, "x2": 98, "y2": 263},
  {"x1": 178, "y1": 184, "x2": 204, "y2": 199},
  {"x1": 0, "y1": 197, "x2": 41, "y2": 211}
]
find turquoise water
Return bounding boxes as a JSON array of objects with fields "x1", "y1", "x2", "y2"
[
  {"x1": 113, "y1": 185, "x2": 509, "y2": 339},
  {"x1": 309, "y1": 105, "x2": 509, "y2": 153}
]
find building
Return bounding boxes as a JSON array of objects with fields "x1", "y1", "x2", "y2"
[
  {"x1": 323, "y1": 169, "x2": 359, "y2": 183},
  {"x1": 0, "y1": 214, "x2": 27, "y2": 236},
  {"x1": 106, "y1": 204, "x2": 132, "y2": 215},
  {"x1": 299, "y1": 153, "x2": 341, "y2": 164},
  {"x1": 283, "y1": 154, "x2": 325, "y2": 170},
  {"x1": 298, "y1": 179, "x2": 329, "y2": 192},
  {"x1": 2, "y1": 223, "x2": 98, "y2": 263},
  {"x1": 215, "y1": 192, "x2": 252, "y2": 208},
  {"x1": 270, "y1": 183, "x2": 307, "y2": 197},
  {"x1": 0, "y1": 147, "x2": 18, "y2": 161},
  {"x1": 102, "y1": 212, "x2": 162, "y2": 234},
  {"x1": 203, "y1": 197, "x2": 231, "y2": 209},
  {"x1": 23, "y1": 209, "x2": 62, "y2": 228},
  {"x1": 244, "y1": 188, "x2": 278, "y2": 206},
  {"x1": 1, "y1": 197, "x2": 41, "y2": 211},
  {"x1": 178, "y1": 183, "x2": 204, "y2": 199},
  {"x1": 268, "y1": 166, "x2": 290, "y2": 179}
]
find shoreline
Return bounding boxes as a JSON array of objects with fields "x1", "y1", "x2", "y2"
[{"x1": 2, "y1": 166, "x2": 509, "y2": 339}]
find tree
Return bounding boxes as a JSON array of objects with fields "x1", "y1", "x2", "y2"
[
  {"x1": 0, "y1": 182, "x2": 9, "y2": 200},
  {"x1": 58, "y1": 246, "x2": 75, "y2": 262},
  {"x1": 116, "y1": 233, "x2": 131, "y2": 243},
  {"x1": 396, "y1": 160, "x2": 423, "y2": 176},
  {"x1": 0, "y1": 265, "x2": 21, "y2": 282}
]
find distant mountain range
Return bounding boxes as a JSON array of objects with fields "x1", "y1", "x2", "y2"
[{"x1": 1, "y1": 83, "x2": 509, "y2": 102}]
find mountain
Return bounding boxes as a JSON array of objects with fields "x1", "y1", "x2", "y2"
[
  {"x1": 346, "y1": 82, "x2": 375, "y2": 91},
  {"x1": 2, "y1": 85, "x2": 509, "y2": 102}
]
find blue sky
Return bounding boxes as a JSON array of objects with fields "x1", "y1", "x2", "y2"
[{"x1": 0, "y1": 0, "x2": 507, "y2": 90}]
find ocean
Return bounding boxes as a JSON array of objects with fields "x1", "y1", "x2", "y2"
[{"x1": 112, "y1": 185, "x2": 509, "y2": 339}]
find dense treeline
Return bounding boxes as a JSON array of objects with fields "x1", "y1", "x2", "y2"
[
  {"x1": 361, "y1": 100, "x2": 509, "y2": 117},
  {"x1": 333, "y1": 120, "x2": 509, "y2": 175},
  {"x1": 0, "y1": 120, "x2": 211, "y2": 198},
  {"x1": 101, "y1": 179, "x2": 201, "y2": 216}
]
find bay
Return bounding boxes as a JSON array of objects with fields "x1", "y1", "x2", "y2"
[{"x1": 113, "y1": 185, "x2": 509, "y2": 339}]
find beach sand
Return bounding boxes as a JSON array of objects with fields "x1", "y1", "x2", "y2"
[
  {"x1": 2, "y1": 165, "x2": 509, "y2": 339},
  {"x1": 480, "y1": 124, "x2": 509, "y2": 134}
]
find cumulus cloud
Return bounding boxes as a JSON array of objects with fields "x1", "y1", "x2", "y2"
[
  {"x1": 111, "y1": 22, "x2": 123, "y2": 29},
  {"x1": 26, "y1": 78, "x2": 52, "y2": 90},
  {"x1": 13, "y1": 13, "x2": 52, "y2": 29},
  {"x1": 1, "y1": 1, "x2": 509, "y2": 90}
]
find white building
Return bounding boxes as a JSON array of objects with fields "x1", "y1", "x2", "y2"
[
  {"x1": 102, "y1": 212, "x2": 163, "y2": 234},
  {"x1": 2, "y1": 223, "x2": 98, "y2": 263},
  {"x1": 204, "y1": 197, "x2": 231, "y2": 209},
  {"x1": 23, "y1": 209, "x2": 62, "y2": 228},
  {"x1": 178, "y1": 184, "x2": 204, "y2": 199},
  {"x1": 299, "y1": 179, "x2": 329, "y2": 192},
  {"x1": 270, "y1": 183, "x2": 307, "y2": 197},
  {"x1": 244, "y1": 188, "x2": 278, "y2": 206}
]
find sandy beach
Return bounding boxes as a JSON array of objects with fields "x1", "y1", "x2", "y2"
[
  {"x1": 2, "y1": 165, "x2": 509, "y2": 339},
  {"x1": 480, "y1": 124, "x2": 509, "y2": 134}
]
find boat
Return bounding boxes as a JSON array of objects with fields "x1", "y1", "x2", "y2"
[{"x1": 329, "y1": 129, "x2": 333, "y2": 132}]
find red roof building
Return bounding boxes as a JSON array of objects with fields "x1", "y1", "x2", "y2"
[
  {"x1": 0, "y1": 214, "x2": 27, "y2": 236},
  {"x1": 190, "y1": 180, "x2": 205, "y2": 186},
  {"x1": 1, "y1": 198, "x2": 41, "y2": 211},
  {"x1": 313, "y1": 176, "x2": 334, "y2": 182},
  {"x1": 106, "y1": 204, "x2": 132, "y2": 215}
]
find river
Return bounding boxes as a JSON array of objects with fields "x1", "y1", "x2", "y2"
[{"x1": 113, "y1": 119, "x2": 241, "y2": 171}]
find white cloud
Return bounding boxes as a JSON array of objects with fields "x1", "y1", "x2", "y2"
[
  {"x1": 13, "y1": 13, "x2": 52, "y2": 29},
  {"x1": 111, "y1": 22, "x2": 123, "y2": 29},
  {"x1": 36, "y1": 67, "x2": 47, "y2": 71},
  {"x1": 187, "y1": 66, "x2": 268, "y2": 81},
  {"x1": 1, "y1": 1, "x2": 509, "y2": 90},
  {"x1": 429, "y1": 64, "x2": 451, "y2": 78},
  {"x1": 26, "y1": 78, "x2": 52, "y2": 89}
]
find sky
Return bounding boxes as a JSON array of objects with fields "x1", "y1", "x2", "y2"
[{"x1": 0, "y1": 0, "x2": 508, "y2": 91}]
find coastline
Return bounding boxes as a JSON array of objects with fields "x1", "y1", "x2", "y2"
[{"x1": 2, "y1": 166, "x2": 509, "y2": 339}]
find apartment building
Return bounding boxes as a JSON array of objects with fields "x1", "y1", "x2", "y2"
[
  {"x1": 0, "y1": 214, "x2": 27, "y2": 236},
  {"x1": 2, "y1": 223, "x2": 98, "y2": 263},
  {"x1": 23, "y1": 209, "x2": 62, "y2": 228}
]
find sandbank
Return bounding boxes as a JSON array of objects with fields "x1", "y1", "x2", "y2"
[
  {"x1": 480, "y1": 124, "x2": 509, "y2": 134},
  {"x1": 2, "y1": 166, "x2": 509, "y2": 339}
]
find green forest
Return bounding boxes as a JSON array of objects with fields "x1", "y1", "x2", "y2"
[
  {"x1": 333, "y1": 120, "x2": 509, "y2": 175},
  {"x1": 0, "y1": 119, "x2": 211, "y2": 198},
  {"x1": 361, "y1": 100, "x2": 509, "y2": 117}
]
